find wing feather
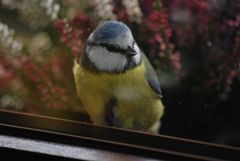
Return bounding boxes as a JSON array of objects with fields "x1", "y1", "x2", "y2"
[{"x1": 142, "y1": 54, "x2": 163, "y2": 98}]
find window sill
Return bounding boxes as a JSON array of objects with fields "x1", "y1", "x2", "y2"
[{"x1": 0, "y1": 109, "x2": 239, "y2": 161}]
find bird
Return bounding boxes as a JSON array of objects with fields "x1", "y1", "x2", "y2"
[{"x1": 73, "y1": 20, "x2": 164, "y2": 133}]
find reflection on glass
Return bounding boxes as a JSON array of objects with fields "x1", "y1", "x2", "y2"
[{"x1": 0, "y1": 0, "x2": 239, "y2": 147}]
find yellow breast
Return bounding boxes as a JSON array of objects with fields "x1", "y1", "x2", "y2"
[{"x1": 73, "y1": 60, "x2": 164, "y2": 132}]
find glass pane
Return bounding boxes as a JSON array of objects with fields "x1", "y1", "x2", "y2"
[{"x1": 0, "y1": 0, "x2": 239, "y2": 148}]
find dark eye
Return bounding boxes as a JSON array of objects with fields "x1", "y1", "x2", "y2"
[
  {"x1": 103, "y1": 44, "x2": 127, "y2": 53},
  {"x1": 88, "y1": 41, "x2": 128, "y2": 53},
  {"x1": 105, "y1": 44, "x2": 121, "y2": 53}
]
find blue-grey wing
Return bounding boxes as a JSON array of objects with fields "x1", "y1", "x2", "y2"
[{"x1": 142, "y1": 53, "x2": 163, "y2": 98}]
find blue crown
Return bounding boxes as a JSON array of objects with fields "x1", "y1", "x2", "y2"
[{"x1": 91, "y1": 21, "x2": 130, "y2": 42}]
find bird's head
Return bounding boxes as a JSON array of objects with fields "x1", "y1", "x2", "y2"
[{"x1": 85, "y1": 20, "x2": 142, "y2": 73}]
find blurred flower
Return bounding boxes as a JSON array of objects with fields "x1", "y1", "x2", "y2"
[
  {"x1": 105, "y1": 0, "x2": 126, "y2": 22},
  {"x1": 170, "y1": 8, "x2": 192, "y2": 23},
  {"x1": 29, "y1": 32, "x2": 52, "y2": 57},
  {"x1": 1, "y1": 0, "x2": 60, "y2": 29},
  {"x1": 170, "y1": 51, "x2": 181, "y2": 71},
  {"x1": 0, "y1": 94, "x2": 23, "y2": 110},
  {"x1": 54, "y1": 14, "x2": 90, "y2": 57},
  {"x1": 0, "y1": 54, "x2": 15, "y2": 91},
  {"x1": 122, "y1": 0, "x2": 143, "y2": 23},
  {"x1": 142, "y1": 7, "x2": 181, "y2": 75},
  {"x1": 165, "y1": 0, "x2": 240, "y2": 98},
  {"x1": 1, "y1": 0, "x2": 20, "y2": 9},
  {"x1": 54, "y1": 19, "x2": 81, "y2": 57},
  {"x1": 39, "y1": 0, "x2": 60, "y2": 20},
  {"x1": 19, "y1": 55, "x2": 72, "y2": 110},
  {"x1": 0, "y1": 65, "x2": 12, "y2": 89},
  {"x1": 94, "y1": 0, "x2": 116, "y2": 21},
  {"x1": 225, "y1": 15, "x2": 240, "y2": 28},
  {"x1": 0, "y1": 21, "x2": 22, "y2": 56},
  {"x1": 19, "y1": 1, "x2": 49, "y2": 29}
]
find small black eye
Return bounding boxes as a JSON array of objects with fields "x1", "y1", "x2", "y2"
[
  {"x1": 103, "y1": 44, "x2": 127, "y2": 53},
  {"x1": 89, "y1": 42, "x2": 129, "y2": 54},
  {"x1": 105, "y1": 45, "x2": 121, "y2": 53}
]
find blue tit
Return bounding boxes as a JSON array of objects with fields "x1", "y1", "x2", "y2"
[{"x1": 73, "y1": 20, "x2": 164, "y2": 133}]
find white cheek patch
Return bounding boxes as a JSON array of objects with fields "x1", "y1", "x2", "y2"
[
  {"x1": 132, "y1": 44, "x2": 141, "y2": 64},
  {"x1": 88, "y1": 46, "x2": 127, "y2": 72}
]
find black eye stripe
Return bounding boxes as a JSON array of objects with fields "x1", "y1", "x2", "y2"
[
  {"x1": 87, "y1": 41, "x2": 129, "y2": 53},
  {"x1": 105, "y1": 45, "x2": 127, "y2": 53}
]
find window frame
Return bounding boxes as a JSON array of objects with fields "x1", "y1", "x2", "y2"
[{"x1": 0, "y1": 109, "x2": 239, "y2": 160}]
